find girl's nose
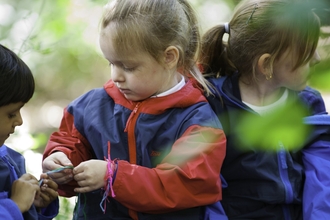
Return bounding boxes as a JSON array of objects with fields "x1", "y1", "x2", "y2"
[{"x1": 111, "y1": 65, "x2": 124, "y2": 83}]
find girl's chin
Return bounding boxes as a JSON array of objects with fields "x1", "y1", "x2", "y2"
[{"x1": 291, "y1": 83, "x2": 307, "y2": 91}]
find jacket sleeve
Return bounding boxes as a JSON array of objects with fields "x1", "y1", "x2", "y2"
[
  {"x1": 302, "y1": 114, "x2": 330, "y2": 220},
  {"x1": 203, "y1": 201, "x2": 228, "y2": 220},
  {"x1": 113, "y1": 125, "x2": 226, "y2": 213},
  {"x1": 299, "y1": 86, "x2": 327, "y2": 115},
  {"x1": 43, "y1": 109, "x2": 94, "y2": 197},
  {"x1": 0, "y1": 199, "x2": 24, "y2": 220},
  {"x1": 202, "y1": 175, "x2": 228, "y2": 220}
]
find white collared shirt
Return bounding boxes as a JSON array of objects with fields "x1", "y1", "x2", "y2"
[{"x1": 151, "y1": 75, "x2": 185, "y2": 98}]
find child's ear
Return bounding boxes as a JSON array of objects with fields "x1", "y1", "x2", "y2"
[
  {"x1": 164, "y1": 46, "x2": 179, "y2": 69},
  {"x1": 257, "y1": 53, "x2": 273, "y2": 80}
]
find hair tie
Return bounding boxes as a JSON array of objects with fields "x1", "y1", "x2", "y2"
[{"x1": 224, "y1": 22, "x2": 230, "y2": 34}]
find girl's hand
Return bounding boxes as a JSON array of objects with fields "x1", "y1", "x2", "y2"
[
  {"x1": 11, "y1": 173, "x2": 40, "y2": 213},
  {"x1": 73, "y1": 160, "x2": 108, "y2": 193},
  {"x1": 42, "y1": 152, "x2": 74, "y2": 184},
  {"x1": 34, "y1": 174, "x2": 59, "y2": 208}
]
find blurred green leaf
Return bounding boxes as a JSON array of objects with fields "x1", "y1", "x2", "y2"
[{"x1": 234, "y1": 102, "x2": 312, "y2": 152}]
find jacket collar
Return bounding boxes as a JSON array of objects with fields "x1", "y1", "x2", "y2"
[{"x1": 103, "y1": 79, "x2": 207, "y2": 114}]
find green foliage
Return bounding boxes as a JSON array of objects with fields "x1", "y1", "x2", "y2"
[
  {"x1": 31, "y1": 133, "x2": 49, "y2": 152},
  {"x1": 54, "y1": 197, "x2": 75, "y2": 220},
  {"x1": 234, "y1": 102, "x2": 312, "y2": 151},
  {"x1": 309, "y1": 54, "x2": 330, "y2": 92}
]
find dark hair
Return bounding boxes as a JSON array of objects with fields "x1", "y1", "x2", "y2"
[
  {"x1": 0, "y1": 44, "x2": 35, "y2": 107},
  {"x1": 200, "y1": 0, "x2": 320, "y2": 81}
]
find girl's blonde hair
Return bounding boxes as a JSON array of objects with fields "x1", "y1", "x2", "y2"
[
  {"x1": 200, "y1": 0, "x2": 320, "y2": 82},
  {"x1": 101, "y1": 0, "x2": 213, "y2": 95}
]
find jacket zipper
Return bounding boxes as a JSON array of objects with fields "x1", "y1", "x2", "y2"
[
  {"x1": 124, "y1": 102, "x2": 141, "y2": 219},
  {"x1": 124, "y1": 102, "x2": 140, "y2": 165},
  {"x1": 124, "y1": 102, "x2": 140, "y2": 132},
  {"x1": 277, "y1": 141, "x2": 293, "y2": 220}
]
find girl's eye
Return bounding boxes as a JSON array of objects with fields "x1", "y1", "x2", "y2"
[
  {"x1": 108, "y1": 61, "x2": 136, "y2": 72},
  {"x1": 123, "y1": 66, "x2": 135, "y2": 72},
  {"x1": 8, "y1": 114, "x2": 16, "y2": 119}
]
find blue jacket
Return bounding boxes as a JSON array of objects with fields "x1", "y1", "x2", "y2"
[
  {"x1": 0, "y1": 145, "x2": 59, "y2": 220},
  {"x1": 43, "y1": 79, "x2": 227, "y2": 220},
  {"x1": 302, "y1": 115, "x2": 330, "y2": 220},
  {"x1": 205, "y1": 74, "x2": 330, "y2": 220}
]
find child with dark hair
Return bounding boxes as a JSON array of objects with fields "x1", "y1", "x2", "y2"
[{"x1": 0, "y1": 44, "x2": 59, "y2": 220}]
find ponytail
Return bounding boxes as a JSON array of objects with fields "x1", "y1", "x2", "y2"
[{"x1": 199, "y1": 24, "x2": 234, "y2": 77}]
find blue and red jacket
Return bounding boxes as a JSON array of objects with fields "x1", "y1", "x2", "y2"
[
  {"x1": 205, "y1": 74, "x2": 330, "y2": 220},
  {"x1": 0, "y1": 145, "x2": 59, "y2": 220},
  {"x1": 43, "y1": 79, "x2": 226, "y2": 220}
]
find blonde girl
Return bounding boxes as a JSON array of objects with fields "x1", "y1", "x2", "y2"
[{"x1": 42, "y1": 0, "x2": 227, "y2": 219}]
